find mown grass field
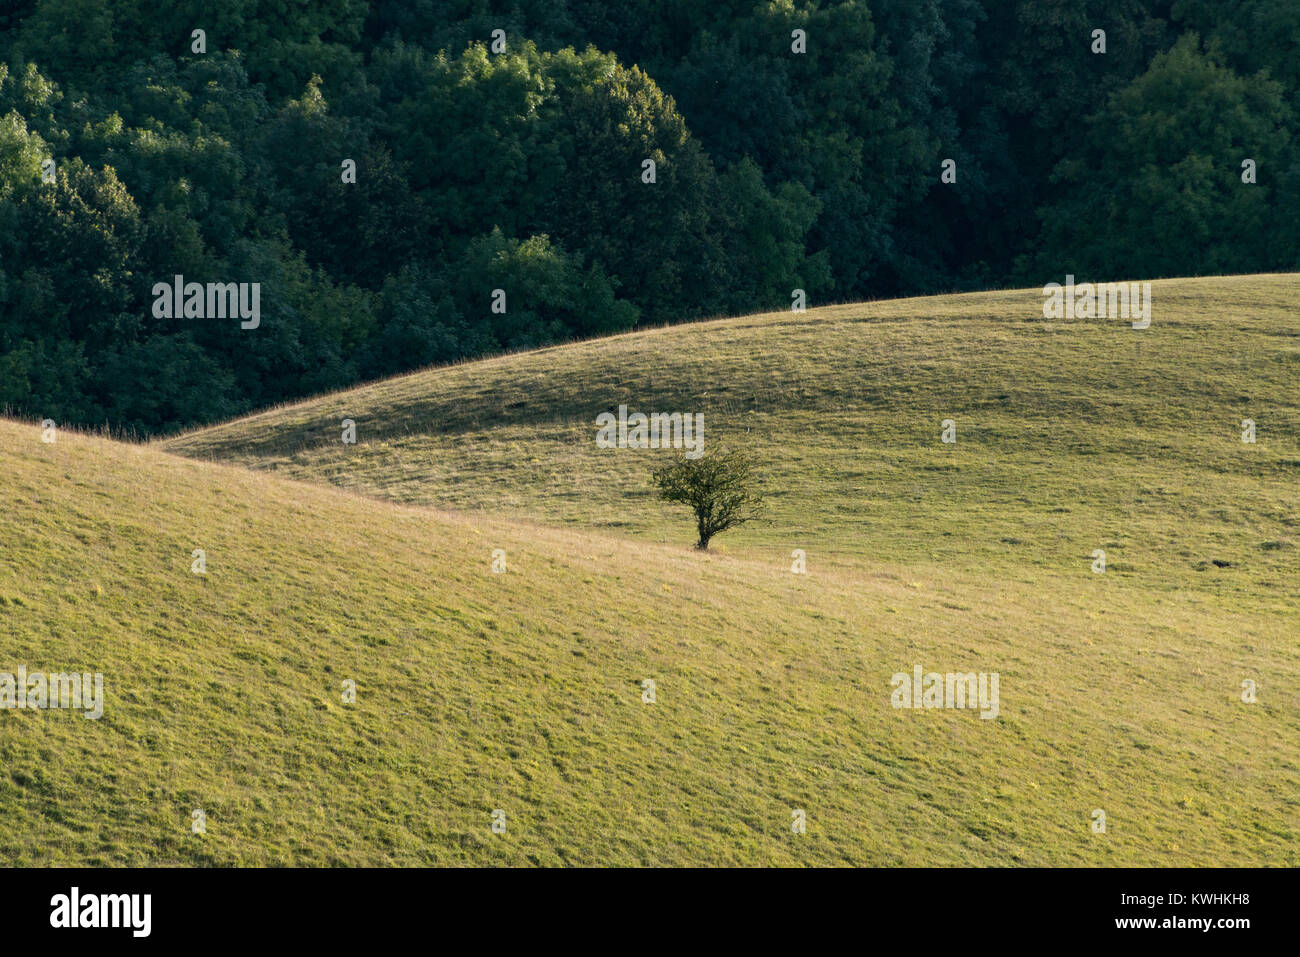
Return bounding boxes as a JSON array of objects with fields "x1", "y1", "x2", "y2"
[{"x1": 3, "y1": 275, "x2": 1297, "y2": 865}]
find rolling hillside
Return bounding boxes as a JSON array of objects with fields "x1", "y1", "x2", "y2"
[
  {"x1": 3, "y1": 275, "x2": 1297, "y2": 865},
  {"x1": 165, "y1": 275, "x2": 1300, "y2": 596}
]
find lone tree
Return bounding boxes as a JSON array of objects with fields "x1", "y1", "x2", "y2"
[{"x1": 651, "y1": 446, "x2": 764, "y2": 550}]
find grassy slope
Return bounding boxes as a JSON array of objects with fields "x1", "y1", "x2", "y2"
[
  {"x1": 2, "y1": 275, "x2": 1296, "y2": 865},
  {"x1": 164, "y1": 276, "x2": 1300, "y2": 595}
]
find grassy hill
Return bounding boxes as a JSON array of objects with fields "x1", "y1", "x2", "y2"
[
  {"x1": 3, "y1": 274, "x2": 1297, "y2": 865},
  {"x1": 165, "y1": 275, "x2": 1300, "y2": 596}
]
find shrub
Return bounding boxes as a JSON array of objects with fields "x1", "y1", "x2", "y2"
[{"x1": 651, "y1": 446, "x2": 764, "y2": 550}]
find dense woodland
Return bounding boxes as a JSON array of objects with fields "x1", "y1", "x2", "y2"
[{"x1": 1, "y1": 1, "x2": 1296, "y2": 434}]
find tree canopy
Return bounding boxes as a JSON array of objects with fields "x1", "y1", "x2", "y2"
[{"x1": 1, "y1": 2, "x2": 1295, "y2": 434}]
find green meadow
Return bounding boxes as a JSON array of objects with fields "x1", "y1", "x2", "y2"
[{"x1": 1, "y1": 275, "x2": 1296, "y2": 865}]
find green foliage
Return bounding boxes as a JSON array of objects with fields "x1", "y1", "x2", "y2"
[
  {"x1": 0, "y1": 109, "x2": 46, "y2": 199},
  {"x1": 1025, "y1": 35, "x2": 1295, "y2": 277},
  {"x1": 0, "y1": 2, "x2": 1297, "y2": 434},
  {"x1": 1173, "y1": 0, "x2": 1300, "y2": 107},
  {"x1": 651, "y1": 446, "x2": 764, "y2": 550}
]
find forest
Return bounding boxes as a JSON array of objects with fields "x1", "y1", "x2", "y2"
[{"x1": 1, "y1": 1, "x2": 1296, "y2": 434}]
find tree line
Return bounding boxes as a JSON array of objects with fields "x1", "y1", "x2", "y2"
[{"x1": 1, "y1": 1, "x2": 1296, "y2": 434}]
